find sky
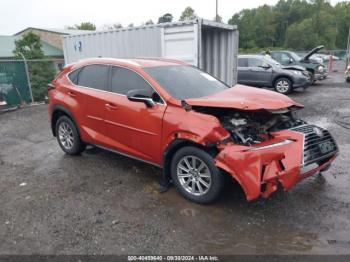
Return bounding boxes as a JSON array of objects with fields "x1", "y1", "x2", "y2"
[{"x1": 0, "y1": 0, "x2": 344, "y2": 35}]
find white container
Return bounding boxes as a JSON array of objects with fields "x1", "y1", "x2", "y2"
[{"x1": 62, "y1": 19, "x2": 238, "y2": 86}]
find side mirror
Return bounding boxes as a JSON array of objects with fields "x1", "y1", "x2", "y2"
[
  {"x1": 127, "y1": 89, "x2": 155, "y2": 108},
  {"x1": 289, "y1": 58, "x2": 294, "y2": 64},
  {"x1": 261, "y1": 63, "x2": 271, "y2": 69}
]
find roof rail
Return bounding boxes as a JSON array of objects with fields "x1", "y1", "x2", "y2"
[{"x1": 135, "y1": 57, "x2": 185, "y2": 64}]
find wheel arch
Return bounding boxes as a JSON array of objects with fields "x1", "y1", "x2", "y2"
[
  {"x1": 51, "y1": 105, "x2": 79, "y2": 137},
  {"x1": 162, "y1": 139, "x2": 218, "y2": 183},
  {"x1": 273, "y1": 75, "x2": 293, "y2": 87}
]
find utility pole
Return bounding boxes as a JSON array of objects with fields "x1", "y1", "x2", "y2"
[
  {"x1": 216, "y1": 0, "x2": 218, "y2": 22},
  {"x1": 347, "y1": 26, "x2": 350, "y2": 69}
]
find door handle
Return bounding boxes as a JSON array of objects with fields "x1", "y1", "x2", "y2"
[
  {"x1": 68, "y1": 91, "x2": 76, "y2": 97},
  {"x1": 105, "y1": 103, "x2": 118, "y2": 110}
]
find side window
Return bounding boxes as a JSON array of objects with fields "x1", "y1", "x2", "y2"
[
  {"x1": 111, "y1": 66, "x2": 163, "y2": 103},
  {"x1": 238, "y1": 58, "x2": 248, "y2": 67},
  {"x1": 68, "y1": 68, "x2": 81, "y2": 85},
  {"x1": 248, "y1": 58, "x2": 263, "y2": 67},
  {"x1": 78, "y1": 64, "x2": 109, "y2": 91}
]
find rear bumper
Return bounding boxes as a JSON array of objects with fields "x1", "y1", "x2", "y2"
[{"x1": 214, "y1": 127, "x2": 338, "y2": 201}]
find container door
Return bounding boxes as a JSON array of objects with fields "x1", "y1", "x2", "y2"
[{"x1": 162, "y1": 24, "x2": 198, "y2": 66}]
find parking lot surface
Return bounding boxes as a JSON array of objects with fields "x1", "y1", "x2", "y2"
[{"x1": 0, "y1": 71, "x2": 350, "y2": 255}]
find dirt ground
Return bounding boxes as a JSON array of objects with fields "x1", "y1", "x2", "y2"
[{"x1": 0, "y1": 69, "x2": 350, "y2": 255}]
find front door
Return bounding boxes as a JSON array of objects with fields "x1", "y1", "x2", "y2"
[
  {"x1": 247, "y1": 58, "x2": 272, "y2": 86},
  {"x1": 104, "y1": 66, "x2": 166, "y2": 165}
]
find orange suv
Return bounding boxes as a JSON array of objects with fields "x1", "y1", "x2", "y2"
[{"x1": 48, "y1": 58, "x2": 338, "y2": 203}]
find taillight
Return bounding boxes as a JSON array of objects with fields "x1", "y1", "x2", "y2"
[{"x1": 47, "y1": 83, "x2": 56, "y2": 91}]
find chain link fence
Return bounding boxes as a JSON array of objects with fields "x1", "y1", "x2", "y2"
[{"x1": 0, "y1": 59, "x2": 63, "y2": 110}]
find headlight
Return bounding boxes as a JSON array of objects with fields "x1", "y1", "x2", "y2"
[{"x1": 293, "y1": 70, "x2": 302, "y2": 75}]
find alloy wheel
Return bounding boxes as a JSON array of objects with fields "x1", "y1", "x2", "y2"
[
  {"x1": 276, "y1": 80, "x2": 290, "y2": 93},
  {"x1": 176, "y1": 155, "x2": 212, "y2": 196},
  {"x1": 58, "y1": 122, "x2": 74, "y2": 150}
]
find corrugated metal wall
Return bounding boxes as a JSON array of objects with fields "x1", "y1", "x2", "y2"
[
  {"x1": 163, "y1": 24, "x2": 198, "y2": 66},
  {"x1": 63, "y1": 27, "x2": 162, "y2": 64},
  {"x1": 62, "y1": 20, "x2": 238, "y2": 86},
  {"x1": 200, "y1": 27, "x2": 236, "y2": 86}
]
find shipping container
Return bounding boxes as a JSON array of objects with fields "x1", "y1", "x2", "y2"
[{"x1": 62, "y1": 19, "x2": 238, "y2": 86}]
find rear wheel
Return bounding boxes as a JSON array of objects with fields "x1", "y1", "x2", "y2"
[
  {"x1": 171, "y1": 146, "x2": 225, "y2": 204},
  {"x1": 55, "y1": 116, "x2": 86, "y2": 155},
  {"x1": 274, "y1": 77, "x2": 292, "y2": 94}
]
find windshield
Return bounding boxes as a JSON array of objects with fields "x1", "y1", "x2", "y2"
[
  {"x1": 290, "y1": 52, "x2": 301, "y2": 62},
  {"x1": 144, "y1": 65, "x2": 229, "y2": 100}
]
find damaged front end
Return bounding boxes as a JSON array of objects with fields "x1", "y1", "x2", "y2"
[{"x1": 190, "y1": 105, "x2": 338, "y2": 201}]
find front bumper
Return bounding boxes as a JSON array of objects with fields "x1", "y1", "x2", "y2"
[
  {"x1": 315, "y1": 72, "x2": 327, "y2": 80},
  {"x1": 293, "y1": 75, "x2": 311, "y2": 89},
  {"x1": 215, "y1": 125, "x2": 338, "y2": 201}
]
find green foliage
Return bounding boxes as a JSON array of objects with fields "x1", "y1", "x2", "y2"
[
  {"x1": 158, "y1": 13, "x2": 173, "y2": 24},
  {"x1": 14, "y1": 32, "x2": 44, "y2": 59},
  {"x1": 180, "y1": 7, "x2": 197, "y2": 21},
  {"x1": 229, "y1": 0, "x2": 350, "y2": 51},
  {"x1": 145, "y1": 19, "x2": 154, "y2": 25},
  {"x1": 13, "y1": 32, "x2": 56, "y2": 102},
  {"x1": 69, "y1": 22, "x2": 96, "y2": 30}
]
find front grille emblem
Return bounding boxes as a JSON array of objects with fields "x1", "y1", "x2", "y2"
[{"x1": 313, "y1": 127, "x2": 324, "y2": 137}]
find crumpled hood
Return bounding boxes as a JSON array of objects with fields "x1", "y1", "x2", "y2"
[{"x1": 185, "y1": 85, "x2": 304, "y2": 110}]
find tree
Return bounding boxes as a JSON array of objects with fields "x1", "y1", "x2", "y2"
[
  {"x1": 179, "y1": 7, "x2": 197, "y2": 21},
  {"x1": 69, "y1": 22, "x2": 96, "y2": 30},
  {"x1": 13, "y1": 32, "x2": 56, "y2": 101},
  {"x1": 228, "y1": 0, "x2": 347, "y2": 50},
  {"x1": 158, "y1": 13, "x2": 173, "y2": 24},
  {"x1": 145, "y1": 19, "x2": 154, "y2": 25}
]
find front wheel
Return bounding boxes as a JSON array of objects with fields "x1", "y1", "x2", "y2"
[
  {"x1": 170, "y1": 146, "x2": 225, "y2": 204},
  {"x1": 274, "y1": 77, "x2": 292, "y2": 94}
]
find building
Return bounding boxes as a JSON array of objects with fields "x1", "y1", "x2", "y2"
[{"x1": 14, "y1": 27, "x2": 93, "y2": 50}]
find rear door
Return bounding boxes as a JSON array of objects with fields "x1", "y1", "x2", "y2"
[
  {"x1": 237, "y1": 58, "x2": 251, "y2": 84},
  {"x1": 75, "y1": 64, "x2": 110, "y2": 145},
  {"x1": 103, "y1": 66, "x2": 166, "y2": 164}
]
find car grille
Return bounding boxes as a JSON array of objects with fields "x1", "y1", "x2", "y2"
[{"x1": 291, "y1": 125, "x2": 338, "y2": 166}]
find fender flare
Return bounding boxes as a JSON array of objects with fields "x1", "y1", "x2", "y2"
[{"x1": 51, "y1": 105, "x2": 80, "y2": 137}]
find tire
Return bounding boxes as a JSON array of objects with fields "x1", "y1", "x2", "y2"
[
  {"x1": 170, "y1": 146, "x2": 225, "y2": 204},
  {"x1": 309, "y1": 72, "x2": 315, "y2": 84},
  {"x1": 346, "y1": 76, "x2": 350, "y2": 83},
  {"x1": 274, "y1": 77, "x2": 292, "y2": 94},
  {"x1": 55, "y1": 116, "x2": 86, "y2": 155}
]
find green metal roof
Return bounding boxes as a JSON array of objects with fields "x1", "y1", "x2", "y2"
[{"x1": 0, "y1": 35, "x2": 63, "y2": 58}]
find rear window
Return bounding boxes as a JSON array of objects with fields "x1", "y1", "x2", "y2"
[
  {"x1": 68, "y1": 68, "x2": 81, "y2": 84},
  {"x1": 73, "y1": 64, "x2": 109, "y2": 91}
]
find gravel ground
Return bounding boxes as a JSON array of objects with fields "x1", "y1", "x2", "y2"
[{"x1": 0, "y1": 70, "x2": 349, "y2": 255}]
